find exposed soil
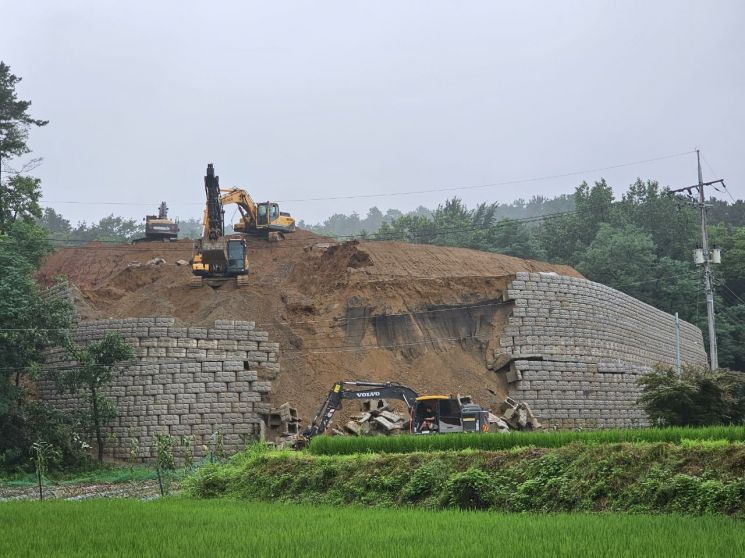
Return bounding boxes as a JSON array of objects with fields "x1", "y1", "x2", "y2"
[{"x1": 37, "y1": 232, "x2": 581, "y2": 421}]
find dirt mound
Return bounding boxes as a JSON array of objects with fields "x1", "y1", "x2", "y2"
[{"x1": 37, "y1": 233, "x2": 581, "y2": 420}]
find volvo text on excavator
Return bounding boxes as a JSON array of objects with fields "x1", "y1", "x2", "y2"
[
  {"x1": 190, "y1": 164, "x2": 250, "y2": 288},
  {"x1": 303, "y1": 381, "x2": 491, "y2": 440}
]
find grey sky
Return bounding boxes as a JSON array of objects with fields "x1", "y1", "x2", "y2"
[{"x1": 3, "y1": 0, "x2": 744, "y2": 226}]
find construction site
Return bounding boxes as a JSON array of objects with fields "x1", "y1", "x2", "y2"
[{"x1": 34, "y1": 166, "x2": 708, "y2": 460}]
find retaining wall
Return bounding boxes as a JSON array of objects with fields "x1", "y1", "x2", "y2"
[
  {"x1": 499, "y1": 272, "x2": 708, "y2": 428},
  {"x1": 37, "y1": 318, "x2": 278, "y2": 461}
]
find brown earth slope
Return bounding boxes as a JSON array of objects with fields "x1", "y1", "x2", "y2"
[{"x1": 38, "y1": 232, "x2": 581, "y2": 420}]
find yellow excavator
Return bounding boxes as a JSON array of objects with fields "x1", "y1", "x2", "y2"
[
  {"x1": 219, "y1": 188, "x2": 296, "y2": 241},
  {"x1": 190, "y1": 164, "x2": 250, "y2": 288}
]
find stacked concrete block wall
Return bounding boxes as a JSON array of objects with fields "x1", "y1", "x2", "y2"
[
  {"x1": 37, "y1": 318, "x2": 279, "y2": 462},
  {"x1": 500, "y1": 272, "x2": 708, "y2": 428}
]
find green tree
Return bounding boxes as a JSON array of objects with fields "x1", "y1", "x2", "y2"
[
  {"x1": 536, "y1": 180, "x2": 615, "y2": 265},
  {"x1": 0, "y1": 222, "x2": 76, "y2": 471},
  {"x1": 38, "y1": 207, "x2": 72, "y2": 235},
  {"x1": 576, "y1": 223, "x2": 657, "y2": 296},
  {"x1": 0, "y1": 175, "x2": 42, "y2": 233},
  {"x1": 638, "y1": 365, "x2": 745, "y2": 426},
  {"x1": 616, "y1": 179, "x2": 698, "y2": 261},
  {"x1": 71, "y1": 214, "x2": 143, "y2": 242},
  {"x1": 58, "y1": 333, "x2": 135, "y2": 463},
  {"x1": 0, "y1": 61, "x2": 48, "y2": 233}
]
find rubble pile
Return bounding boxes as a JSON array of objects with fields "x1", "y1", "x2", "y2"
[
  {"x1": 267, "y1": 402, "x2": 303, "y2": 445},
  {"x1": 498, "y1": 397, "x2": 542, "y2": 430},
  {"x1": 340, "y1": 399, "x2": 410, "y2": 436}
]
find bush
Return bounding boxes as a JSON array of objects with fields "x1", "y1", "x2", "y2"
[
  {"x1": 638, "y1": 365, "x2": 745, "y2": 426},
  {"x1": 444, "y1": 467, "x2": 493, "y2": 509},
  {"x1": 0, "y1": 401, "x2": 90, "y2": 473}
]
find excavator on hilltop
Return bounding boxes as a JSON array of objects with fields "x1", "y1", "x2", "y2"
[
  {"x1": 132, "y1": 202, "x2": 179, "y2": 243},
  {"x1": 219, "y1": 188, "x2": 296, "y2": 241},
  {"x1": 190, "y1": 164, "x2": 250, "y2": 288}
]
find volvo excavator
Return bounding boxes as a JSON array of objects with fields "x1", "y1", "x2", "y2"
[
  {"x1": 302, "y1": 381, "x2": 491, "y2": 441},
  {"x1": 190, "y1": 164, "x2": 250, "y2": 288}
]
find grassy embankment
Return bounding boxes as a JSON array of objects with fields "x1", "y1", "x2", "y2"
[
  {"x1": 309, "y1": 425, "x2": 745, "y2": 455},
  {"x1": 0, "y1": 499, "x2": 743, "y2": 557},
  {"x1": 186, "y1": 441, "x2": 745, "y2": 515}
]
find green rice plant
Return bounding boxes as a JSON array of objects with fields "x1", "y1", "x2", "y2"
[
  {"x1": 308, "y1": 425, "x2": 745, "y2": 456},
  {"x1": 155, "y1": 434, "x2": 175, "y2": 496},
  {"x1": 180, "y1": 435, "x2": 195, "y2": 474},
  {"x1": 30, "y1": 441, "x2": 59, "y2": 501},
  {"x1": 127, "y1": 427, "x2": 140, "y2": 475},
  {"x1": 1, "y1": 500, "x2": 743, "y2": 557}
]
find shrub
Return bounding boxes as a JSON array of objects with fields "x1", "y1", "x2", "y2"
[
  {"x1": 638, "y1": 365, "x2": 745, "y2": 426},
  {"x1": 444, "y1": 467, "x2": 493, "y2": 509}
]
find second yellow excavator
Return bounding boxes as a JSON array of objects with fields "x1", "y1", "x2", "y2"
[{"x1": 219, "y1": 188, "x2": 296, "y2": 241}]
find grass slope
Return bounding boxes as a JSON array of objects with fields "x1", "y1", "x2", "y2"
[
  {"x1": 0, "y1": 500, "x2": 743, "y2": 558},
  {"x1": 186, "y1": 442, "x2": 745, "y2": 515},
  {"x1": 309, "y1": 425, "x2": 745, "y2": 455}
]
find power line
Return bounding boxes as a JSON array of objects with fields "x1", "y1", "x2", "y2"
[{"x1": 40, "y1": 150, "x2": 695, "y2": 207}]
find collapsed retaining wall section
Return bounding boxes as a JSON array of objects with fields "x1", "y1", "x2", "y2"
[
  {"x1": 37, "y1": 318, "x2": 278, "y2": 461},
  {"x1": 498, "y1": 272, "x2": 708, "y2": 428}
]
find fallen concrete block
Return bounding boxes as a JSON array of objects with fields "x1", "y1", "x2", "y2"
[
  {"x1": 372, "y1": 416, "x2": 401, "y2": 431},
  {"x1": 517, "y1": 408, "x2": 529, "y2": 429},
  {"x1": 146, "y1": 257, "x2": 166, "y2": 266},
  {"x1": 361, "y1": 399, "x2": 389, "y2": 412},
  {"x1": 379, "y1": 410, "x2": 402, "y2": 423},
  {"x1": 344, "y1": 421, "x2": 360, "y2": 435}
]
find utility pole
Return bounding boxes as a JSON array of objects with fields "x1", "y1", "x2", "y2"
[
  {"x1": 675, "y1": 312, "x2": 681, "y2": 376},
  {"x1": 670, "y1": 149, "x2": 724, "y2": 370}
]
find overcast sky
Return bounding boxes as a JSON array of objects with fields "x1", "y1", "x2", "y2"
[{"x1": 3, "y1": 1, "x2": 744, "y2": 226}]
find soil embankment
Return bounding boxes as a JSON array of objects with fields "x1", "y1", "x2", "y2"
[
  {"x1": 185, "y1": 443, "x2": 745, "y2": 515},
  {"x1": 38, "y1": 232, "x2": 581, "y2": 419}
]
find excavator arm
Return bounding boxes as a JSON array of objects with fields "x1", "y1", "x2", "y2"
[
  {"x1": 220, "y1": 188, "x2": 258, "y2": 226},
  {"x1": 303, "y1": 381, "x2": 419, "y2": 439}
]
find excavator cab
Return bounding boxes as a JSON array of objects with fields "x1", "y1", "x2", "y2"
[
  {"x1": 256, "y1": 203, "x2": 282, "y2": 228},
  {"x1": 257, "y1": 203, "x2": 269, "y2": 226},
  {"x1": 226, "y1": 238, "x2": 248, "y2": 273},
  {"x1": 412, "y1": 396, "x2": 490, "y2": 434}
]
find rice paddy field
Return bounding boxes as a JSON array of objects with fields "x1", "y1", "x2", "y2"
[
  {"x1": 309, "y1": 425, "x2": 745, "y2": 455},
  {"x1": 0, "y1": 499, "x2": 743, "y2": 558}
]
